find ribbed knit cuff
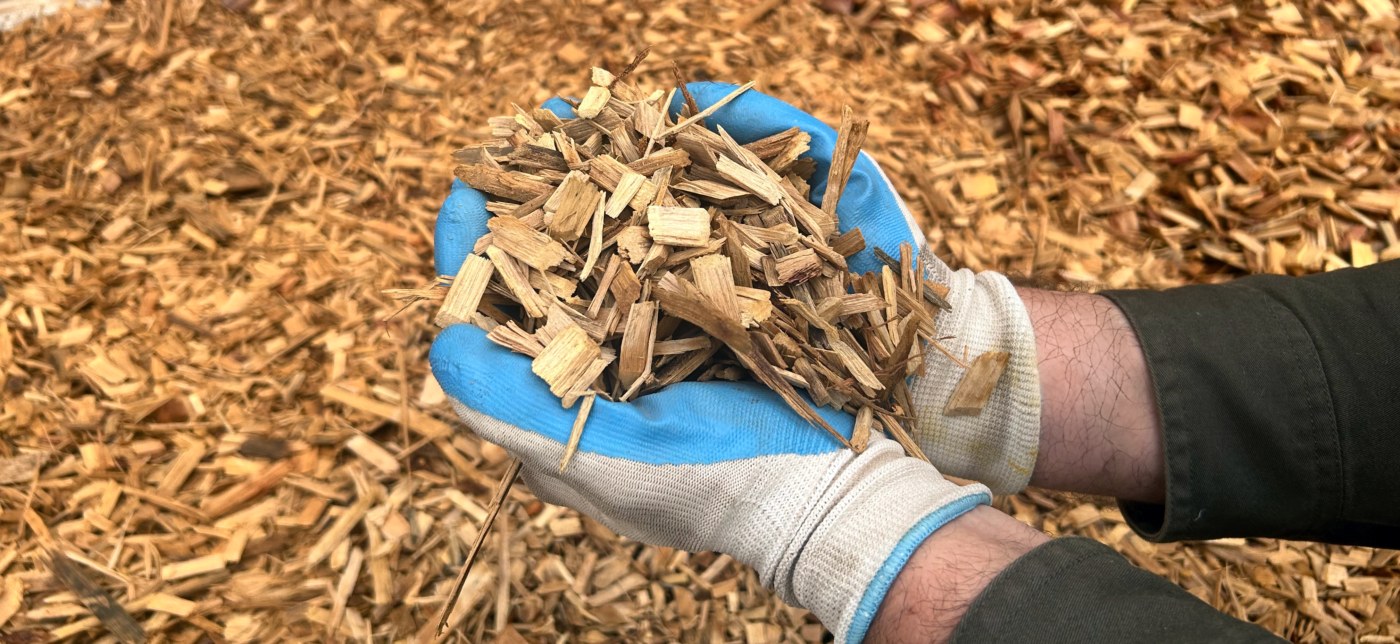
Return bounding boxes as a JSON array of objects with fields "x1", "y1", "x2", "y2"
[
  {"x1": 911, "y1": 258, "x2": 1042, "y2": 494},
  {"x1": 787, "y1": 443, "x2": 991, "y2": 644}
]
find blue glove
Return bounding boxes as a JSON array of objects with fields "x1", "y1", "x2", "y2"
[{"x1": 430, "y1": 85, "x2": 1023, "y2": 643}]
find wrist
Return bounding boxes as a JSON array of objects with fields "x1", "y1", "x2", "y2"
[
  {"x1": 787, "y1": 441, "x2": 991, "y2": 644},
  {"x1": 866, "y1": 505, "x2": 1049, "y2": 644},
  {"x1": 1017, "y1": 288, "x2": 1165, "y2": 502}
]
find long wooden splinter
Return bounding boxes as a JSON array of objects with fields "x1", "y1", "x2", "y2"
[{"x1": 436, "y1": 456, "x2": 522, "y2": 635}]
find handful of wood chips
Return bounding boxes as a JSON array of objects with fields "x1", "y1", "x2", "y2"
[{"x1": 433, "y1": 67, "x2": 1005, "y2": 468}]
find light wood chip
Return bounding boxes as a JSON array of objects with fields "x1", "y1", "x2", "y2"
[
  {"x1": 774, "y1": 248, "x2": 822, "y2": 284},
  {"x1": 944, "y1": 351, "x2": 1011, "y2": 416},
  {"x1": 487, "y1": 215, "x2": 570, "y2": 271},
  {"x1": 487, "y1": 245, "x2": 547, "y2": 318},
  {"x1": 690, "y1": 253, "x2": 741, "y2": 324},
  {"x1": 576, "y1": 86, "x2": 611, "y2": 119},
  {"x1": 532, "y1": 325, "x2": 603, "y2": 397},
  {"x1": 619, "y1": 301, "x2": 657, "y2": 390},
  {"x1": 547, "y1": 171, "x2": 603, "y2": 242},
  {"x1": 559, "y1": 393, "x2": 596, "y2": 473},
  {"x1": 820, "y1": 105, "x2": 869, "y2": 219},
  {"x1": 436, "y1": 255, "x2": 495, "y2": 327},
  {"x1": 647, "y1": 206, "x2": 712, "y2": 247}
]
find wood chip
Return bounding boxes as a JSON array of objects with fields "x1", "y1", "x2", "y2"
[
  {"x1": 532, "y1": 325, "x2": 603, "y2": 398},
  {"x1": 345, "y1": 434, "x2": 401, "y2": 474},
  {"x1": 147, "y1": 593, "x2": 197, "y2": 617},
  {"x1": 647, "y1": 206, "x2": 712, "y2": 247},
  {"x1": 690, "y1": 254, "x2": 742, "y2": 323},
  {"x1": 487, "y1": 245, "x2": 548, "y2": 318},
  {"x1": 487, "y1": 215, "x2": 570, "y2": 271},
  {"x1": 319, "y1": 384, "x2": 454, "y2": 438},
  {"x1": 548, "y1": 171, "x2": 603, "y2": 242},
  {"x1": 436, "y1": 255, "x2": 495, "y2": 327},
  {"x1": 41, "y1": 544, "x2": 146, "y2": 644},
  {"x1": 821, "y1": 106, "x2": 870, "y2": 217},
  {"x1": 958, "y1": 173, "x2": 999, "y2": 200},
  {"x1": 576, "y1": 86, "x2": 611, "y2": 119},
  {"x1": 944, "y1": 351, "x2": 1011, "y2": 416},
  {"x1": 774, "y1": 248, "x2": 822, "y2": 284},
  {"x1": 851, "y1": 406, "x2": 873, "y2": 452},
  {"x1": 619, "y1": 302, "x2": 657, "y2": 390},
  {"x1": 199, "y1": 460, "x2": 293, "y2": 518},
  {"x1": 559, "y1": 393, "x2": 596, "y2": 473}
]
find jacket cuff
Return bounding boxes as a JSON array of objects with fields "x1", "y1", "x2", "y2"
[
  {"x1": 951, "y1": 538, "x2": 1283, "y2": 643},
  {"x1": 1102, "y1": 283, "x2": 1339, "y2": 542}
]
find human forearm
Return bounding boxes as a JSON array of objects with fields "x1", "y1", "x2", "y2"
[
  {"x1": 866, "y1": 505, "x2": 1047, "y2": 644},
  {"x1": 1017, "y1": 287, "x2": 1165, "y2": 503},
  {"x1": 1022, "y1": 262, "x2": 1400, "y2": 543},
  {"x1": 866, "y1": 504, "x2": 1285, "y2": 644}
]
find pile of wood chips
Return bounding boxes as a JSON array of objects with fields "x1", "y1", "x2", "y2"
[
  {"x1": 439, "y1": 68, "x2": 1012, "y2": 471},
  {"x1": 0, "y1": 0, "x2": 1396, "y2": 643}
]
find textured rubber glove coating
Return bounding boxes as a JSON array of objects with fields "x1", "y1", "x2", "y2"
[{"x1": 431, "y1": 325, "x2": 991, "y2": 644}]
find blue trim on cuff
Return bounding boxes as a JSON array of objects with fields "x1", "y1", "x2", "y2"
[{"x1": 845, "y1": 493, "x2": 992, "y2": 644}]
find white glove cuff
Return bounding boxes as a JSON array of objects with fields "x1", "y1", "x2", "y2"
[
  {"x1": 913, "y1": 255, "x2": 1041, "y2": 494},
  {"x1": 865, "y1": 157, "x2": 1040, "y2": 493},
  {"x1": 778, "y1": 440, "x2": 992, "y2": 644}
]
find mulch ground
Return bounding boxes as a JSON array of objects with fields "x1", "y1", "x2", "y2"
[{"x1": 0, "y1": 0, "x2": 1395, "y2": 642}]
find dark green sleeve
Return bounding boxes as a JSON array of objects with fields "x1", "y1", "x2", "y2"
[
  {"x1": 951, "y1": 538, "x2": 1282, "y2": 644},
  {"x1": 1103, "y1": 260, "x2": 1400, "y2": 546}
]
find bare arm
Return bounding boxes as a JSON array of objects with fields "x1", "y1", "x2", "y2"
[
  {"x1": 868, "y1": 288, "x2": 1164, "y2": 644},
  {"x1": 866, "y1": 505, "x2": 1048, "y2": 644},
  {"x1": 1018, "y1": 288, "x2": 1165, "y2": 503}
]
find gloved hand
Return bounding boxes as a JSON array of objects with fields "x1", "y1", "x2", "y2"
[
  {"x1": 430, "y1": 86, "x2": 1018, "y2": 643},
  {"x1": 435, "y1": 346, "x2": 988, "y2": 643},
  {"x1": 434, "y1": 83, "x2": 1041, "y2": 495}
]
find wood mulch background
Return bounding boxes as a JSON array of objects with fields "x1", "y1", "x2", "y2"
[{"x1": 0, "y1": 0, "x2": 1396, "y2": 642}]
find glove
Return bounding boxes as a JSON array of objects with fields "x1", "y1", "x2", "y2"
[
  {"x1": 435, "y1": 345, "x2": 988, "y2": 643},
  {"x1": 436, "y1": 84, "x2": 1042, "y2": 494},
  {"x1": 430, "y1": 87, "x2": 1002, "y2": 644}
]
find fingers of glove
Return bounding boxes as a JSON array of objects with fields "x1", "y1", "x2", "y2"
[
  {"x1": 433, "y1": 179, "x2": 489, "y2": 277},
  {"x1": 671, "y1": 82, "x2": 917, "y2": 275},
  {"x1": 840, "y1": 153, "x2": 928, "y2": 275},
  {"x1": 541, "y1": 97, "x2": 576, "y2": 119},
  {"x1": 430, "y1": 324, "x2": 856, "y2": 465}
]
